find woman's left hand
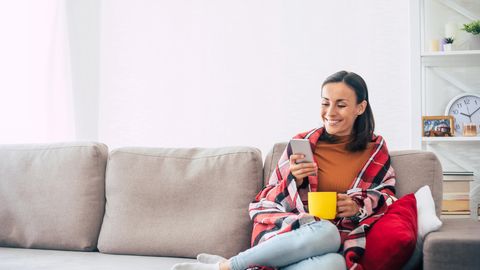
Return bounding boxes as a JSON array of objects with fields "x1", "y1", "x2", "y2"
[{"x1": 336, "y1": 193, "x2": 360, "y2": 218}]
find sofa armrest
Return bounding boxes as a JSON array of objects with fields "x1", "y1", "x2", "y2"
[{"x1": 423, "y1": 218, "x2": 480, "y2": 270}]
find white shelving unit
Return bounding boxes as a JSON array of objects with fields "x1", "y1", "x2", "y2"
[{"x1": 411, "y1": 0, "x2": 480, "y2": 220}]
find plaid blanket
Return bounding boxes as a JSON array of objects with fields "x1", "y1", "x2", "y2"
[{"x1": 248, "y1": 127, "x2": 396, "y2": 270}]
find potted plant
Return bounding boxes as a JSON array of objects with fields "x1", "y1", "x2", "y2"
[
  {"x1": 462, "y1": 20, "x2": 480, "y2": 50},
  {"x1": 462, "y1": 20, "x2": 480, "y2": 35},
  {"x1": 443, "y1": 37, "x2": 454, "y2": 51}
]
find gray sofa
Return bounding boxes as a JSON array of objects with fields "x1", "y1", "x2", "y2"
[{"x1": 0, "y1": 142, "x2": 479, "y2": 270}]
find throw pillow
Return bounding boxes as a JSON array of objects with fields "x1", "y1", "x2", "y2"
[
  {"x1": 414, "y1": 185, "x2": 443, "y2": 238},
  {"x1": 360, "y1": 194, "x2": 418, "y2": 270}
]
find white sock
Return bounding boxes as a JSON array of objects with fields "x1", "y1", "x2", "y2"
[
  {"x1": 197, "y1": 253, "x2": 228, "y2": 264},
  {"x1": 171, "y1": 262, "x2": 220, "y2": 270}
]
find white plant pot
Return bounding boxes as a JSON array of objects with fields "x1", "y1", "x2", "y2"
[
  {"x1": 469, "y1": 35, "x2": 480, "y2": 50},
  {"x1": 443, "y1": 43, "x2": 452, "y2": 51}
]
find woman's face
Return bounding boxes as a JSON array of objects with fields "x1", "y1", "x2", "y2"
[{"x1": 321, "y1": 82, "x2": 367, "y2": 136}]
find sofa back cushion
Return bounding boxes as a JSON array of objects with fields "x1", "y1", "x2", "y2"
[
  {"x1": 97, "y1": 147, "x2": 263, "y2": 258},
  {"x1": 0, "y1": 142, "x2": 108, "y2": 251},
  {"x1": 264, "y1": 143, "x2": 443, "y2": 216}
]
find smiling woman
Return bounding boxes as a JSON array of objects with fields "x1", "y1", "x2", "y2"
[{"x1": 171, "y1": 71, "x2": 399, "y2": 270}]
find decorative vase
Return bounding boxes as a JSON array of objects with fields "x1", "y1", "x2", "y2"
[{"x1": 443, "y1": 43, "x2": 452, "y2": 51}]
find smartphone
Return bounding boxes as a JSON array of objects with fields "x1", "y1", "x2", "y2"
[{"x1": 289, "y1": 139, "x2": 314, "y2": 164}]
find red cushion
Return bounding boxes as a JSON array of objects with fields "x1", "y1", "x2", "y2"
[{"x1": 360, "y1": 194, "x2": 418, "y2": 270}]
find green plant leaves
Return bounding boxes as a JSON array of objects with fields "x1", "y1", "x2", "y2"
[{"x1": 462, "y1": 20, "x2": 480, "y2": 35}]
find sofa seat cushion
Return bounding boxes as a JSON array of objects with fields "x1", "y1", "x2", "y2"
[
  {"x1": 423, "y1": 218, "x2": 480, "y2": 270},
  {"x1": 0, "y1": 142, "x2": 108, "y2": 251},
  {"x1": 0, "y1": 247, "x2": 194, "y2": 270},
  {"x1": 98, "y1": 146, "x2": 263, "y2": 259}
]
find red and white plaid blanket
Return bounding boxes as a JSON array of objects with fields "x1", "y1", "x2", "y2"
[{"x1": 248, "y1": 127, "x2": 396, "y2": 270}]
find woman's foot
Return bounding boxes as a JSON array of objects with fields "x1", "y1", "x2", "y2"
[{"x1": 197, "y1": 253, "x2": 228, "y2": 264}]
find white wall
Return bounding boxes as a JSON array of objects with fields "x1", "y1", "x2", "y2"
[{"x1": 99, "y1": 0, "x2": 411, "y2": 157}]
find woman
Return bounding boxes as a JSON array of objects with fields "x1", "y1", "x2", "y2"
[{"x1": 172, "y1": 71, "x2": 397, "y2": 270}]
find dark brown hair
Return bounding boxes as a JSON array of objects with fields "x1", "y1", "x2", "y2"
[{"x1": 321, "y1": 70, "x2": 375, "y2": 152}]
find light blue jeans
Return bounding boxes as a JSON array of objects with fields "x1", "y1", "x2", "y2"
[{"x1": 229, "y1": 220, "x2": 346, "y2": 270}]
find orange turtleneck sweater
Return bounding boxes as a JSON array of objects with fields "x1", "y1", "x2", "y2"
[{"x1": 313, "y1": 135, "x2": 374, "y2": 193}]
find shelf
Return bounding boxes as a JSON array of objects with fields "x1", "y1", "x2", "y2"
[
  {"x1": 421, "y1": 50, "x2": 480, "y2": 66},
  {"x1": 422, "y1": 136, "x2": 480, "y2": 143},
  {"x1": 421, "y1": 50, "x2": 480, "y2": 57}
]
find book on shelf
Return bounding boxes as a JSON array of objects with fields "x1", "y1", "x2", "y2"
[
  {"x1": 443, "y1": 192, "x2": 469, "y2": 200},
  {"x1": 441, "y1": 210, "x2": 471, "y2": 216},
  {"x1": 443, "y1": 171, "x2": 474, "y2": 176},
  {"x1": 443, "y1": 173, "x2": 474, "y2": 181},
  {"x1": 442, "y1": 192, "x2": 470, "y2": 213},
  {"x1": 443, "y1": 181, "x2": 470, "y2": 193},
  {"x1": 442, "y1": 199, "x2": 470, "y2": 212}
]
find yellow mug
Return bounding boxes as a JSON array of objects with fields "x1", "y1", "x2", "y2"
[{"x1": 308, "y1": 192, "x2": 337, "y2": 219}]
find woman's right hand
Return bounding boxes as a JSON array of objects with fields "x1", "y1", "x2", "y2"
[{"x1": 289, "y1": 154, "x2": 317, "y2": 187}]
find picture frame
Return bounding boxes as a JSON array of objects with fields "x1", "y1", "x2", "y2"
[{"x1": 422, "y1": 116, "x2": 454, "y2": 137}]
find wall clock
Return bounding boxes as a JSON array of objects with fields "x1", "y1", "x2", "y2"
[{"x1": 445, "y1": 93, "x2": 480, "y2": 136}]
